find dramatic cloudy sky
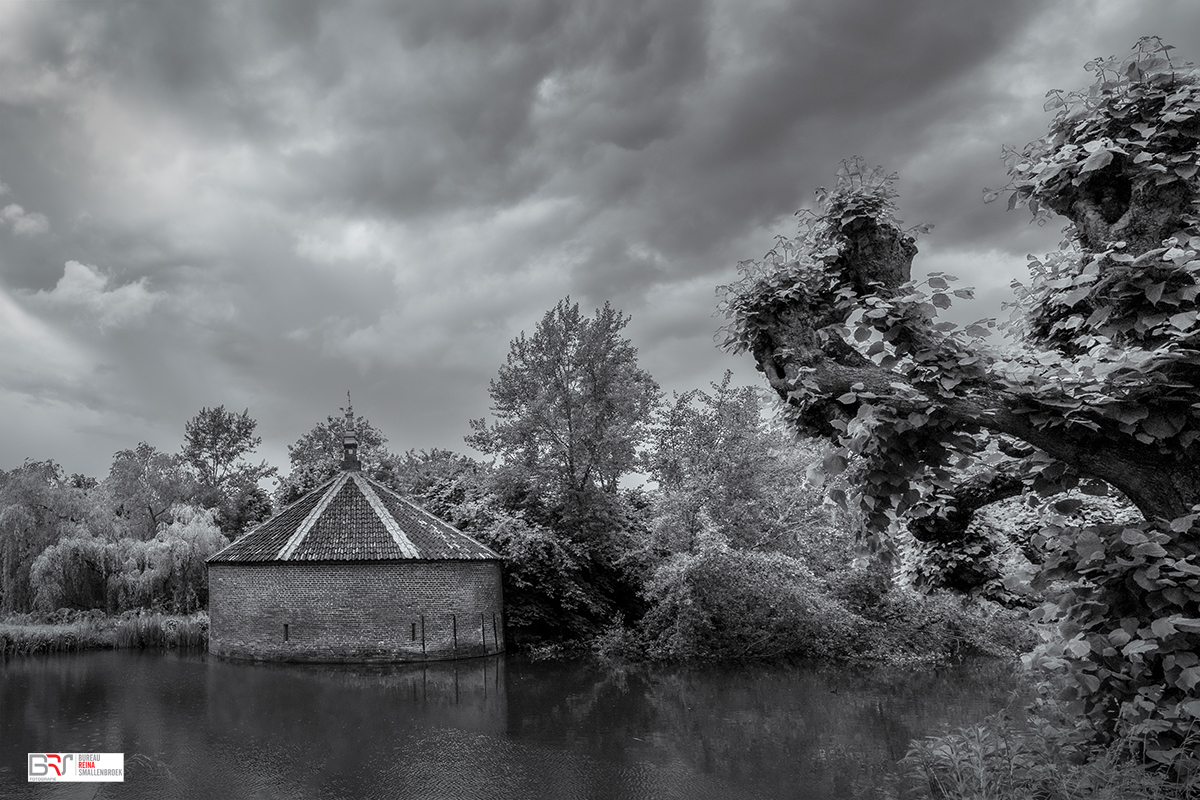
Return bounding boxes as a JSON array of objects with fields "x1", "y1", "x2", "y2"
[{"x1": 2, "y1": 0, "x2": 1199, "y2": 480}]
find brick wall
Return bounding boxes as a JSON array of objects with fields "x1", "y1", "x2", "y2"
[{"x1": 208, "y1": 560, "x2": 505, "y2": 663}]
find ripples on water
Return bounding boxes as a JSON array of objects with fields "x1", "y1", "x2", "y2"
[{"x1": 1, "y1": 650, "x2": 1023, "y2": 799}]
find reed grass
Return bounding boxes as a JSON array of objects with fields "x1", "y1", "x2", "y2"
[{"x1": 0, "y1": 611, "x2": 209, "y2": 657}]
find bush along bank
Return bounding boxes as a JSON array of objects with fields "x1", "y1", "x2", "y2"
[
  {"x1": 589, "y1": 543, "x2": 1038, "y2": 667},
  {"x1": 0, "y1": 609, "x2": 209, "y2": 656}
]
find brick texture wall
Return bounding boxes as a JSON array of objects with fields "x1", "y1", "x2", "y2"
[{"x1": 208, "y1": 561, "x2": 504, "y2": 663}]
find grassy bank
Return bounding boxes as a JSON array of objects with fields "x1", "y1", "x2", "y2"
[{"x1": 0, "y1": 610, "x2": 209, "y2": 656}]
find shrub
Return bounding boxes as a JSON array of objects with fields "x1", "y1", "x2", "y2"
[
  {"x1": 636, "y1": 541, "x2": 866, "y2": 661},
  {"x1": 830, "y1": 558, "x2": 894, "y2": 614}
]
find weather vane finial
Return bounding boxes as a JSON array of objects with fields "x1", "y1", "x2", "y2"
[{"x1": 341, "y1": 391, "x2": 360, "y2": 471}]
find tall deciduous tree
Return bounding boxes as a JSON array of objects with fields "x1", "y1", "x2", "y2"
[
  {"x1": 648, "y1": 373, "x2": 832, "y2": 558},
  {"x1": 105, "y1": 443, "x2": 197, "y2": 539},
  {"x1": 467, "y1": 298, "x2": 660, "y2": 499},
  {"x1": 723, "y1": 39, "x2": 1200, "y2": 543},
  {"x1": 722, "y1": 38, "x2": 1200, "y2": 762},
  {"x1": 182, "y1": 406, "x2": 275, "y2": 537}
]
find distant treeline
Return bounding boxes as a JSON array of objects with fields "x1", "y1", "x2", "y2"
[{"x1": 0, "y1": 299, "x2": 1032, "y2": 667}]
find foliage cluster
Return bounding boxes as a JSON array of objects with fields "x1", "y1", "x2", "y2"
[
  {"x1": 377, "y1": 447, "x2": 649, "y2": 646},
  {"x1": 633, "y1": 541, "x2": 862, "y2": 661},
  {"x1": 0, "y1": 404, "x2": 272, "y2": 615},
  {"x1": 904, "y1": 712, "x2": 1198, "y2": 800},
  {"x1": 0, "y1": 460, "x2": 102, "y2": 613},
  {"x1": 995, "y1": 36, "x2": 1200, "y2": 248},
  {"x1": 30, "y1": 505, "x2": 228, "y2": 614},
  {"x1": 1025, "y1": 515, "x2": 1200, "y2": 777},
  {"x1": 720, "y1": 158, "x2": 997, "y2": 552},
  {"x1": 466, "y1": 298, "x2": 660, "y2": 497}
]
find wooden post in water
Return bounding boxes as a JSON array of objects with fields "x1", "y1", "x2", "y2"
[
  {"x1": 480, "y1": 613, "x2": 486, "y2": 652},
  {"x1": 452, "y1": 613, "x2": 458, "y2": 659},
  {"x1": 420, "y1": 614, "x2": 426, "y2": 659}
]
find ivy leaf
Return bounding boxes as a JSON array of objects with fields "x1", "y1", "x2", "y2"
[
  {"x1": 827, "y1": 488, "x2": 847, "y2": 510},
  {"x1": 1075, "y1": 531, "x2": 1105, "y2": 563},
  {"x1": 1066, "y1": 637, "x2": 1092, "y2": 658},
  {"x1": 1178, "y1": 667, "x2": 1200, "y2": 692},
  {"x1": 1169, "y1": 514, "x2": 1198, "y2": 533},
  {"x1": 1168, "y1": 311, "x2": 1198, "y2": 330},
  {"x1": 1123, "y1": 639, "x2": 1158, "y2": 656},
  {"x1": 1080, "y1": 148, "x2": 1114, "y2": 173},
  {"x1": 1133, "y1": 541, "x2": 1169, "y2": 558},
  {"x1": 822, "y1": 453, "x2": 849, "y2": 475},
  {"x1": 1174, "y1": 561, "x2": 1200, "y2": 576},
  {"x1": 1141, "y1": 414, "x2": 1185, "y2": 440},
  {"x1": 1151, "y1": 616, "x2": 1178, "y2": 638},
  {"x1": 1061, "y1": 285, "x2": 1093, "y2": 307},
  {"x1": 1121, "y1": 529, "x2": 1149, "y2": 546}
]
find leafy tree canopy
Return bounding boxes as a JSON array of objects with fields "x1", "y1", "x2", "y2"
[
  {"x1": 721, "y1": 36, "x2": 1200, "y2": 549},
  {"x1": 0, "y1": 460, "x2": 103, "y2": 612},
  {"x1": 105, "y1": 442, "x2": 197, "y2": 539},
  {"x1": 181, "y1": 406, "x2": 275, "y2": 536},
  {"x1": 648, "y1": 372, "x2": 831, "y2": 558},
  {"x1": 467, "y1": 298, "x2": 660, "y2": 500}
]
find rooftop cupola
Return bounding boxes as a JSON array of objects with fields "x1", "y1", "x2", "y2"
[{"x1": 341, "y1": 393, "x2": 360, "y2": 472}]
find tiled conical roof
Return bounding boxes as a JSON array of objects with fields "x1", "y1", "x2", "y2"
[{"x1": 208, "y1": 471, "x2": 499, "y2": 563}]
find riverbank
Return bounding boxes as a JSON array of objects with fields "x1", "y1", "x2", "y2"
[{"x1": 0, "y1": 610, "x2": 208, "y2": 656}]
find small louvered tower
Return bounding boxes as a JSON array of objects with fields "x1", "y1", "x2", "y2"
[{"x1": 206, "y1": 404, "x2": 504, "y2": 663}]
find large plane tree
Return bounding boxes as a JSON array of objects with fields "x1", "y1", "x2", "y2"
[{"x1": 721, "y1": 38, "x2": 1200, "y2": 765}]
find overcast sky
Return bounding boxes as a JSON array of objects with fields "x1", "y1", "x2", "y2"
[{"x1": 2, "y1": 0, "x2": 1199, "y2": 480}]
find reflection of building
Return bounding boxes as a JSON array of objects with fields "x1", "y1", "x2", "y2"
[
  {"x1": 206, "y1": 656, "x2": 508, "y2": 738},
  {"x1": 206, "y1": 406, "x2": 504, "y2": 663}
]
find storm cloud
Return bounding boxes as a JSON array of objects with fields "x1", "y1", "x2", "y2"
[{"x1": 2, "y1": 0, "x2": 1199, "y2": 476}]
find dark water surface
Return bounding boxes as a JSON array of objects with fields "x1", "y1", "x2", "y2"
[{"x1": 1, "y1": 650, "x2": 1023, "y2": 799}]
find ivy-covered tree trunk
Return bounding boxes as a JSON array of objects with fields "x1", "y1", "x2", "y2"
[
  {"x1": 723, "y1": 39, "x2": 1200, "y2": 547},
  {"x1": 722, "y1": 38, "x2": 1200, "y2": 769}
]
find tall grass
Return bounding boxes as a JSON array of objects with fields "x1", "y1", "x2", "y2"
[{"x1": 0, "y1": 611, "x2": 209, "y2": 657}]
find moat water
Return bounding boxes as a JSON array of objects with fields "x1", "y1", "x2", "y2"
[{"x1": 1, "y1": 650, "x2": 1024, "y2": 799}]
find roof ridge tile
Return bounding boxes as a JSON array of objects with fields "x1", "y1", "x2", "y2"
[{"x1": 277, "y1": 472, "x2": 350, "y2": 560}]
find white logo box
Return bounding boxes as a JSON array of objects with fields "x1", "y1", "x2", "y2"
[{"x1": 27, "y1": 753, "x2": 124, "y2": 782}]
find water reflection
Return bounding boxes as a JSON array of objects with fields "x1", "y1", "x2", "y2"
[{"x1": 0, "y1": 651, "x2": 1023, "y2": 799}]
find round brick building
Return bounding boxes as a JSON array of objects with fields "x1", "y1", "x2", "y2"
[{"x1": 207, "y1": 418, "x2": 504, "y2": 663}]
